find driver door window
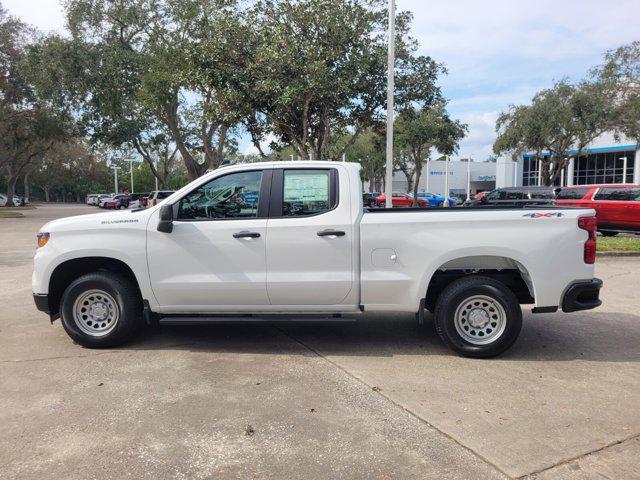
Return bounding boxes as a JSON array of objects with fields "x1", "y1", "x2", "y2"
[{"x1": 178, "y1": 171, "x2": 263, "y2": 220}]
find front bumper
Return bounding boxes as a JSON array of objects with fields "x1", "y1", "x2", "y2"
[
  {"x1": 561, "y1": 278, "x2": 603, "y2": 313},
  {"x1": 33, "y1": 293, "x2": 50, "y2": 314}
]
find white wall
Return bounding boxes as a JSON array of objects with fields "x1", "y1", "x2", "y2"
[
  {"x1": 495, "y1": 156, "x2": 521, "y2": 188},
  {"x1": 391, "y1": 161, "x2": 496, "y2": 196}
]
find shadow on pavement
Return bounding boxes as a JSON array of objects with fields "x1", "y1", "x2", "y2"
[{"x1": 123, "y1": 311, "x2": 640, "y2": 363}]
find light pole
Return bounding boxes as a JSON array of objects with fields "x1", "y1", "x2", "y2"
[
  {"x1": 129, "y1": 159, "x2": 134, "y2": 193},
  {"x1": 384, "y1": 0, "x2": 395, "y2": 208},
  {"x1": 425, "y1": 158, "x2": 430, "y2": 192},
  {"x1": 443, "y1": 156, "x2": 450, "y2": 207},
  {"x1": 466, "y1": 155, "x2": 472, "y2": 201},
  {"x1": 111, "y1": 166, "x2": 121, "y2": 193},
  {"x1": 620, "y1": 157, "x2": 628, "y2": 183}
]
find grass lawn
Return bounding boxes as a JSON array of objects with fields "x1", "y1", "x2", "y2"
[
  {"x1": 597, "y1": 236, "x2": 640, "y2": 252},
  {"x1": 0, "y1": 210, "x2": 24, "y2": 218}
]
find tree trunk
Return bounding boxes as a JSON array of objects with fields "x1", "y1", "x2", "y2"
[
  {"x1": 412, "y1": 169, "x2": 422, "y2": 206},
  {"x1": 402, "y1": 168, "x2": 413, "y2": 193},
  {"x1": 412, "y1": 159, "x2": 424, "y2": 206},
  {"x1": 4, "y1": 174, "x2": 18, "y2": 207},
  {"x1": 42, "y1": 186, "x2": 50, "y2": 203},
  {"x1": 23, "y1": 171, "x2": 30, "y2": 204}
]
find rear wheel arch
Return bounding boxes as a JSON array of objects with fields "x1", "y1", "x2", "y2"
[
  {"x1": 423, "y1": 255, "x2": 535, "y2": 312},
  {"x1": 48, "y1": 257, "x2": 142, "y2": 318}
]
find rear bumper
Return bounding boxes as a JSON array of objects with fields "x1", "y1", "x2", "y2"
[
  {"x1": 561, "y1": 278, "x2": 603, "y2": 313},
  {"x1": 33, "y1": 293, "x2": 50, "y2": 314}
]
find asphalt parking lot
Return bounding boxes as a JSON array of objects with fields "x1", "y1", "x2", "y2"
[{"x1": 1, "y1": 204, "x2": 639, "y2": 479}]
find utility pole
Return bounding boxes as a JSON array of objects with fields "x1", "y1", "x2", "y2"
[
  {"x1": 621, "y1": 157, "x2": 628, "y2": 183},
  {"x1": 466, "y1": 155, "x2": 472, "y2": 201},
  {"x1": 129, "y1": 159, "x2": 134, "y2": 193},
  {"x1": 443, "y1": 156, "x2": 450, "y2": 207},
  {"x1": 384, "y1": 0, "x2": 395, "y2": 208},
  {"x1": 425, "y1": 158, "x2": 430, "y2": 192},
  {"x1": 111, "y1": 166, "x2": 121, "y2": 193}
]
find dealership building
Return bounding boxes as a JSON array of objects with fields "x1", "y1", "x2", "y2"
[
  {"x1": 391, "y1": 160, "x2": 497, "y2": 198},
  {"x1": 387, "y1": 132, "x2": 639, "y2": 198},
  {"x1": 496, "y1": 132, "x2": 640, "y2": 189}
]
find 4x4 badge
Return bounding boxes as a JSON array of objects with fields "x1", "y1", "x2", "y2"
[{"x1": 523, "y1": 212, "x2": 563, "y2": 218}]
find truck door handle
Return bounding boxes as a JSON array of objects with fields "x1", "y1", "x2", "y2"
[
  {"x1": 317, "y1": 229, "x2": 345, "y2": 237},
  {"x1": 233, "y1": 231, "x2": 261, "y2": 239}
]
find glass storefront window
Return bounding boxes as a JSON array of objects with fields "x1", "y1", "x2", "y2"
[{"x1": 573, "y1": 150, "x2": 636, "y2": 185}]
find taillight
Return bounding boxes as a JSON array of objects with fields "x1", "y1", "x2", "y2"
[
  {"x1": 152, "y1": 198, "x2": 157, "y2": 206},
  {"x1": 142, "y1": 198, "x2": 147, "y2": 207},
  {"x1": 578, "y1": 216, "x2": 597, "y2": 264}
]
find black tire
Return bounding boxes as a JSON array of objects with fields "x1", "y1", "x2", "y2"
[
  {"x1": 437, "y1": 201, "x2": 443, "y2": 207},
  {"x1": 434, "y1": 275, "x2": 522, "y2": 358},
  {"x1": 600, "y1": 231, "x2": 618, "y2": 237},
  {"x1": 60, "y1": 272, "x2": 142, "y2": 348},
  {"x1": 378, "y1": 202, "x2": 385, "y2": 208}
]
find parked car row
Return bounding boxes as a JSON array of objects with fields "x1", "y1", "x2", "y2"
[
  {"x1": 86, "y1": 190, "x2": 176, "y2": 209},
  {"x1": 0, "y1": 193, "x2": 28, "y2": 207},
  {"x1": 363, "y1": 191, "x2": 458, "y2": 208},
  {"x1": 363, "y1": 184, "x2": 640, "y2": 235}
]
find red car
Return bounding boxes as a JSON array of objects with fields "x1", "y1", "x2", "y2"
[
  {"x1": 555, "y1": 184, "x2": 640, "y2": 235},
  {"x1": 375, "y1": 192, "x2": 428, "y2": 208},
  {"x1": 104, "y1": 194, "x2": 130, "y2": 209}
]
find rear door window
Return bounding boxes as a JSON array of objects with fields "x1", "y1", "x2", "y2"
[
  {"x1": 529, "y1": 190, "x2": 554, "y2": 199},
  {"x1": 282, "y1": 169, "x2": 334, "y2": 216},
  {"x1": 504, "y1": 190, "x2": 525, "y2": 200},
  {"x1": 594, "y1": 187, "x2": 640, "y2": 201},
  {"x1": 556, "y1": 188, "x2": 590, "y2": 200}
]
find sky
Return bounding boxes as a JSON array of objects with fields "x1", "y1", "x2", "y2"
[{"x1": 5, "y1": 0, "x2": 640, "y2": 159}]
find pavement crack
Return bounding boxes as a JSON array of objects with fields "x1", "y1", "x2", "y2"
[
  {"x1": 519, "y1": 431, "x2": 640, "y2": 479},
  {"x1": 273, "y1": 325, "x2": 512, "y2": 479},
  {"x1": 0, "y1": 342, "x2": 198, "y2": 364}
]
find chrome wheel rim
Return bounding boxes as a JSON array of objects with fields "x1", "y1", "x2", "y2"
[
  {"x1": 72, "y1": 289, "x2": 119, "y2": 337},
  {"x1": 454, "y1": 295, "x2": 507, "y2": 345}
]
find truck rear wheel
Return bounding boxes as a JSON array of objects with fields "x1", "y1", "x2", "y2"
[
  {"x1": 434, "y1": 276, "x2": 522, "y2": 358},
  {"x1": 60, "y1": 272, "x2": 141, "y2": 348}
]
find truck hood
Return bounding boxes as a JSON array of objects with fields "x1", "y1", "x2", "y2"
[{"x1": 39, "y1": 209, "x2": 152, "y2": 233}]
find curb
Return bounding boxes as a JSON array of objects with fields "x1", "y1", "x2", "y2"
[{"x1": 597, "y1": 251, "x2": 640, "y2": 257}]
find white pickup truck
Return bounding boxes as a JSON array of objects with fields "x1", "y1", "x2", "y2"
[{"x1": 33, "y1": 161, "x2": 602, "y2": 357}]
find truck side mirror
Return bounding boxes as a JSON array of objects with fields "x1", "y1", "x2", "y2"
[{"x1": 157, "y1": 204, "x2": 174, "y2": 233}]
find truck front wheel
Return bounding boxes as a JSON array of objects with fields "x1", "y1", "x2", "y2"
[
  {"x1": 60, "y1": 272, "x2": 142, "y2": 348},
  {"x1": 434, "y1": 276, "x2": 522, "y2": 358}
]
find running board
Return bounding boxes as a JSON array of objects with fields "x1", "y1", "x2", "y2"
[{"x1": 158, "y1": 315, "x2": 358, "y2": 325}]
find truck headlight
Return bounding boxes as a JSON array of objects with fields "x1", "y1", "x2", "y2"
[{"x1": 37, "y1": 232, "x2": 50, "y2": 248}]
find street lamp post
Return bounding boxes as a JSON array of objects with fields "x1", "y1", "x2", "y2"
[
  {"x1": 384, "y1": 0, "x2": 395, "y2": 208},
  {"x1": 425, "y1": 158, "x2": 430, "y2": 192},
  {"x1": 111, "y1": 166, "x2": 121, "y2": 193},
  {"x1": 443, "y1": 156, "x2": 450, "y2": 207},
  {"x1": 466, "y1": 155, "x2": 472, "y2": 201},
  {"x1": 129, "y1": 159, "x2": 134, "y2": 193}
]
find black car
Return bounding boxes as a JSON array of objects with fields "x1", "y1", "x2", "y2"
[
  {"x1": 464, "y1": 186, "x2": 556, "y2": 206},
  {"x1": 363, "y1": 192, "x2": 381, "y2": 207}
]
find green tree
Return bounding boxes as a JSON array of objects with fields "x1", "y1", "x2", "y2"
[
  {"x1": 345, "y1": 127, "x2": 386, "y2": 191},
  {"x1": 595, "y1": 41, "x2": 640, "y2": 146},
  {"x1": 493, "y1": 80, "x2": 613, "y2": 186},
  {"x1": 395, "y1": 101, "x2": 467, "y2": 204},
  {"x1": 222, "y1": 0, "x2": 443, "y2": 161},
  {"x1": 28, "y1": 0, "x2": 242, "y2": 182}
]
